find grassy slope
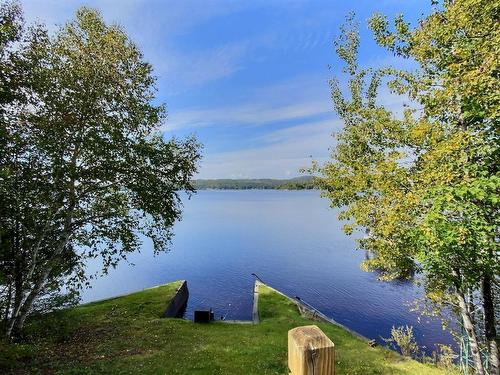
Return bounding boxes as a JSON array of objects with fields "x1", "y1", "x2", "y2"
[{"x1": 1, "y1": 281, "x2": 451, "y2": 374}]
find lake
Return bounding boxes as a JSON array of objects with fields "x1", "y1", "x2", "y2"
[{"x1": 81, "y1": 189, "x2": 454, "y2": 352}]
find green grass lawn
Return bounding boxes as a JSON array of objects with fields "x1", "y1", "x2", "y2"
[{"x1": 1, "y1": 280, "x2": 454, "y2": 374}]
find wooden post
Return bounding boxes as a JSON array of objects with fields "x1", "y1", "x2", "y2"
[{"x1": 288, "y1": 325, "x2": 335, "y2": 375}]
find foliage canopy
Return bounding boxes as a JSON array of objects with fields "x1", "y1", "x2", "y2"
[
  {"x1": 316, "y1": 1, "x2": 498, "y2": 373},
  {"x1": 0, "y1": 2, "x2": 201, "y2": 338}
]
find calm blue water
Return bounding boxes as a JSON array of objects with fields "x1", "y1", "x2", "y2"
[{"x1": 81, "y1": 190, "x2": 454, "y2": 352}]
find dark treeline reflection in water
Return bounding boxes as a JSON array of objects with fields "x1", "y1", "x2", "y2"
[{"x1": 82, "y1": 190, "x2": 454, "y2": 353}]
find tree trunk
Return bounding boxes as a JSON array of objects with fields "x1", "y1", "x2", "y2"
[
  {"x1": 456, "y1": 290, "x2": 485, "y2": 375},
  {"x1": 6, "y1": 263, "x2": 49, "y2": 339},
  {"x1": 3, "y1": 282, "x2": 12, "y2": 328},
  {"x1": 5, "y1": 220, "x2": 24, "y2": 338},
  {"x1": 5, "y1": 295, "x2": 22, "y2": 339},
  {"x1": 482, "y1": 276, "x2": 499, "y2": 375},
  {"x1": 6, "y1": 256, "x2": 53, "y2": 338},
  {"x1": 6, "y1": 227, "x2": 73, "y2": 339},
  {"x1": 10, "y1": 278, "x2": 45, "y2": 338}
]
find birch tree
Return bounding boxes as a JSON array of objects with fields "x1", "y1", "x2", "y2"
[
  {"x1": 0, "y1": 3, "x2": 201, "y2": 339},
  {"x1": 317, "y1": 2, "x2": 499, "y2": 373}
]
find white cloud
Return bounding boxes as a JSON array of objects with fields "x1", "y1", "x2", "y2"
[
  {"x1": 164, "y1": 100, "x2": 332, "y2": 131},
  {"x1": 163, "y1": 70, "x2": 411, "y2": 134},
  {"x1": 259, "y1": 119, "x2": 341, "y2": 144},
  {"x1": 155, "y1": 40, "x2": 249, "y2": 87},
  {"x1": 20, "y1": 0, "x2": 252, "y2": 34},
  {"x1": 19, "y1": 1, "x2": 414, "y2": 180},
  {"x1": 184, "y1": 73, "x2": 412, "y2": 178},
  {"x1": 20, "y1": 0, "x2": 258, "y2": 89},
  {"x1": 163, "y1": 73, "x2": 334, "y2": 131},
  {"x1": 19, "y1": 1, "x2": 338, "y2": 91},
  {"x1": 197, "y1": 119, "x2": 340, "y2": 179}
]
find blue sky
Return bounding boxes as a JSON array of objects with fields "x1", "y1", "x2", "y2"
[{"x1": 21, "y1": 0, "x2": 428, "y2": 178}]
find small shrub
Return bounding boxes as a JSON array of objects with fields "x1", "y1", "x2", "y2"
[
  {"x1": 434, "y1": 344, "x2": 456, "y2": 370},
  {"x1": 384, "y1": 325, "x2": 419, "y2": 358}
]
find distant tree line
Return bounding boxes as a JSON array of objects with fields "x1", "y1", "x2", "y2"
[{"x1": 193, "y1": 176, "x2": 316, "y2": 190}]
